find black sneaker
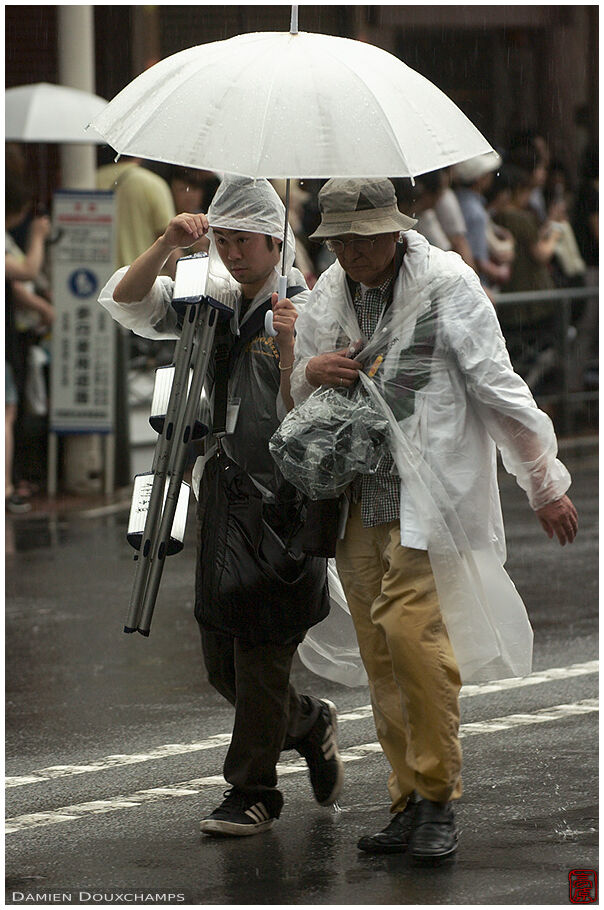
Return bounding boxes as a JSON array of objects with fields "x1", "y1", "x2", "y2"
[
  {"x1": 357, "y1": 793, "x2": 420, "y2": 853},
  {"x1": 296, "y1": 699, "x2": 344, "y2": 806},
  {"x1": 6, "y1": 492, "x2": 32, "y2": 514},
  {"x1": 408, "y1": 798, "x2": 458, "y2": 863},
  {"x1": 200, "y1": 788, "x2": 283, "y2": 837}
]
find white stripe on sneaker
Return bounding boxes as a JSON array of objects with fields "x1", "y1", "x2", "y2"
[
  {"x1": 323, "y1": 741, "x2": 336, "y2": 759},
  {"x1": 245, "y1": 803, "x2": 269, "y2": 823}
]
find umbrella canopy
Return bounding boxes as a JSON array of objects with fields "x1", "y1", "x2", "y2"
[
  {"x1": 6, "y1": 82, "x2": 108, "y2": 143},
  {"x1": 89, "y1": 30, "x2": 493, "y2": 179}
]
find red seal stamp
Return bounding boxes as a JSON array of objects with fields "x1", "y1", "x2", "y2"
[{"x1": 569, "y1": 869, "x2": 597, "y2": 903}]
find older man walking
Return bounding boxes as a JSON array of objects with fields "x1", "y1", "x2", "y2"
[{"x1": 290, "y1": 177, "x2": 578, "y2": 863}]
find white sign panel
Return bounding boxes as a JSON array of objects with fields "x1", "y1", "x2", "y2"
[{"x1": 50, "y1": 190, "x2": 116, "y2": 433}]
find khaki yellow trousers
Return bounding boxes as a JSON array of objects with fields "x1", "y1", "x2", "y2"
[{"x1": 336, "y1": 503, "x2": 463, "y2": 811}]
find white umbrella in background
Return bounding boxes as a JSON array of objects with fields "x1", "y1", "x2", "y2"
[{"x1": 6, "y1": 82, "x2": 107, "y2": 143}]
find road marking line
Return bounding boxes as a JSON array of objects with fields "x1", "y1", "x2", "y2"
[
  {"x1": 5, "y1": 736, "x2": 232, "y2": 788},
  {"x1": 459, "y1": 698, "x2": 598, "y2": 737},
  {"x1": 5, "y1": 660, "x2": 597, "y2": 789},
  {"x1": 5, "y1": 698, "x2": 598, "y2": 835},
  {"x1": 458, "y1": 660, "x2": 598, "y2": 697}
]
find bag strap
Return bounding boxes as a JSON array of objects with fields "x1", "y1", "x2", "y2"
[{"x1": 212, "y1": 324, "x2": 231, "y2": 437}]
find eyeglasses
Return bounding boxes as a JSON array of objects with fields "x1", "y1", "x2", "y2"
[{"x1": 325, "y1": 236, "x2": 382, "y2": 255}]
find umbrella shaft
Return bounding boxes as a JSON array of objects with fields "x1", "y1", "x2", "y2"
[
  {"x1": 281, "y1": 177, "x2": 290, "y2": 278},
  {"x1": 290, "y1": 5, "x2": 298, "y2": 33}
]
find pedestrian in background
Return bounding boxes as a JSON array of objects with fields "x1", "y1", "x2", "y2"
[
  {"x1": 168, "y1": 165, "x2": 220, "y2": 220},
  {"x1": 490, "y1": 163, "x2": 565, "y2": 389},
  {"x1": 396, "y1": 170, "x2": 451, "y2": 252},
  {"x1": 5, "y1": 178, "x2": 54, "y2": 511},
  {"x1": 569, "y1": 143, "x2": 599, "y2": 395},
  {"x1": 507, "y1": 131, "x2": 551, "y2": 224},
  {"x1": 96, "y1": 154, "x2": 177, "y2": 270},
  {"x1": 96, "y1": 154, "x2": 178, "y2": 487},
  {"x1": 289, "y1": 177, "x2": 578, "y2": 863},
  {"x1": 434, "y1": 167, "x2": 476, "y2": 270},
  {"x1": 98, "y1": 175, "x2": 344, "y2": 838},
  {"x1": 452, "y1": 152, "x2": 513, "y2": 292}
]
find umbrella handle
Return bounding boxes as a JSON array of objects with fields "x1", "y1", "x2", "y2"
[
  {"x1": 264, "y1": 310, "x2": 277, "y2": 336},
  {"x1": 264, "y1": 275, "x2": 287, "y2": 337}
]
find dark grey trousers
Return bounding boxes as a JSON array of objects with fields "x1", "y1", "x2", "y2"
[{"x1": 200, "y1": 626, "x2": 321, "y2": 800}]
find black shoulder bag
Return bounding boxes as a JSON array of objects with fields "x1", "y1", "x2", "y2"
[{"x1": 194, "y1": 287, "x2": 330, "y2": 643}]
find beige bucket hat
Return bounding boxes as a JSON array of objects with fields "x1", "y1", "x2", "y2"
[{"x1": 309, "y1": 177, "x2": 417, "y2": 239}]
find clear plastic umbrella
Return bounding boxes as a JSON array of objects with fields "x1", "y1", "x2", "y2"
[
  {"x1": 89, "y1": 12, "x2": 492, "y2": 180},
  {"x1": 89, "y1": 6, "x2": 493, "y2": 310}
]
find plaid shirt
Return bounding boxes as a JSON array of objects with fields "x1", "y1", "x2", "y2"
[{"x1": 352, "y1": 276, "x2": 401, "y2": 528}]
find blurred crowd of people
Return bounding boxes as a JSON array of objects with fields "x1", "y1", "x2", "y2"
[{"x1": 5, "y1": 133, "x2": 598, "y2": 508}]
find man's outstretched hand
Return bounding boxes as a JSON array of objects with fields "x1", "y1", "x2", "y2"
[{"x1": 535, "y1": 495, "x2": 578, "y2": 545}]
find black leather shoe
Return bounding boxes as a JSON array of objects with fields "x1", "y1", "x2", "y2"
[
  {"x1": 408, "y1": 798, "x2": 458, "y2": 863},
  {"x1": 357, "y1": 795, "x2": 419, "y2": 854}
]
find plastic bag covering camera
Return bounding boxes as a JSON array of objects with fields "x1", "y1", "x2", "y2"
[{"x1": 269, "y1": 384, "x2": 389, "y2": 500}]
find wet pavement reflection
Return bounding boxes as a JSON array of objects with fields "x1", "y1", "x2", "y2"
[{"x1": 4, "y1": 445, "x2": 599, "y2": 905}]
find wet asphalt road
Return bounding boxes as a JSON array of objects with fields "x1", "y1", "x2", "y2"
[{"x1": 5, "y1": 444, "x2": 598, "y2": 906}]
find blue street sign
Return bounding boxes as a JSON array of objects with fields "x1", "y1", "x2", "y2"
[{"x1": 69, "y1": 268, "x2": 98, "y2": 299}]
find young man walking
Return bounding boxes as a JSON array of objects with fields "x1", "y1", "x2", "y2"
[{"x1": 99, "y1": 175, "x2": 344, "y2": 837}]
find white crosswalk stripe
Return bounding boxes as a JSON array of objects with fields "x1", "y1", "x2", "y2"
[
  {"x1": 5, "y1": 697, "x2": 597, "y2": 835},
  {"x1": 5, "y1": 659, "x2": 597, "y2": 789}
]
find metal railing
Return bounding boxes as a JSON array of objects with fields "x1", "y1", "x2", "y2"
[
  {"x1": 493, "y1": 285, "x2": 599, "y2": 437},
  {"x1": 125, "y1": 285, "x2": 599, "y2": 441}
]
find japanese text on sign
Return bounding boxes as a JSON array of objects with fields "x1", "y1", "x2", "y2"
[{"x1": 50, "y1": 191, "x2": 116, "y2": 433}]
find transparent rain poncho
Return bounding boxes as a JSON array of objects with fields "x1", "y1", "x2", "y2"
[
  {"x1": 287, "y1": 231, "x2": 573, "y2": 683},
  {"x1": 297, "y1": 558, "x2": 368, "y2": 688}
]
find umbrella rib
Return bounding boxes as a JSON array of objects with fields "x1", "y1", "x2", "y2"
[{"x1": 253, "y1": 35, "x2": 418, "y2": 179}]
